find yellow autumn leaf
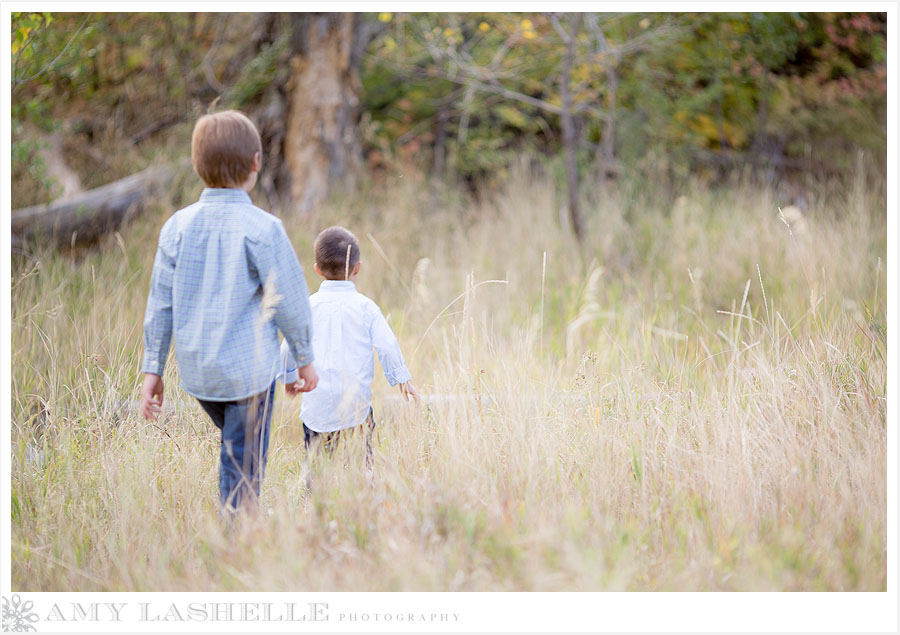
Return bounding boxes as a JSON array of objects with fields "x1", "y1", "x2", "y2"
[
  {"x1": 689, "y1": 113, "x2": 718, "y2": 140},
  {"x1": 523, "y1": 30, "x2": 535, "y2": 40},
  {"x1": 378, "y1": 12, "x2": 392, "y2": 23},
  {"x1": 495, "y1": 104, "x2": 529, "y2": 129},
  {"x1": 723, "y1": 121, "x2": 748, "y2": 147},
  {"x1": 479, "y1": 21, "x2": 490, "y2": 32},
  {"x1": 12, "y1": 26, "x2": 32, "y2": 54},
  {"x1": 521, "y1": 19, "x2": 533, "y2": 30}
]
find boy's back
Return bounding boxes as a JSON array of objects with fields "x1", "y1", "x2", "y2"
[
  {"x1": 279, "y1": 226, "x2": 417, "y2": 473},
  {"x1": 145, "y1": 188, "x2": 313, "y2": 400},
  {"x1": 286, "y1": 280, "x2": 411, "y2": 432}
]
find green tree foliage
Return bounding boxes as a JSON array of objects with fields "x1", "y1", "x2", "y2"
[
  {"x1": 11, "y1": 11, "x2": 887, "y2": 208},
  {"x1": 617, "y1": 13, "x2": 886, "y2": 175},
  {"x1": 11, "y1": 12, "x2": 266, "y2": 127},
  {"x1": 10, "y1": 12, "x2": 272, "y2": 206},
  {"x1": 364, "y1": 12, "x2": 886, "y2": 181},
  {"x1": 363, "y1": 13, "x2": 578, "y2": 184}
]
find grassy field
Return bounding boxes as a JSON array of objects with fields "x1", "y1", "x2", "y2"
[{"x1": 10, "y1": 161, "x2": 887, "y2": 591}]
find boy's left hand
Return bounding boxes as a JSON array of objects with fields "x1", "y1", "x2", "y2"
[{"x1": 140, "y1": 373, "x2": 165, "y2": 420}]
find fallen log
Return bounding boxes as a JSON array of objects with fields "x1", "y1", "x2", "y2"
[{"x1": 11, "y1": 164, "x2": 175, "y2": 248}]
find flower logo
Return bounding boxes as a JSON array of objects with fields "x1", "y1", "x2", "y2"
[{"x1": 1, "y1": 595, "x2": 39, "y2": 632}]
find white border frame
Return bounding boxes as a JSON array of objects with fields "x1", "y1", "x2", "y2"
[{"x1": 2, "y1": 2, "x2": 896, "y2": 632}]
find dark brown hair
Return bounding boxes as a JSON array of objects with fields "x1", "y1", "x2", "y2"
[
  {"x1": 315, "y1": 226, "x2": 360, "y2": 280},
  {"x1": 191, "y1": 110, "x2": 262, "y2": 188}
]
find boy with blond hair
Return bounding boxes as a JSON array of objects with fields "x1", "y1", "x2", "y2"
[
  {"x1": 280, "y1": 226, "x2": 418, "y2": 468},
  {"x1": 141, "y1": 110, "x2": 318, "y2": 513}
]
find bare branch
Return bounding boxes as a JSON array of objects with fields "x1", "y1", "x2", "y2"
[
  {"x1": 425, "y1": 57, "x2": 605, "y2": 119},
  {"x1": 546, "y1": 13, "x2": 570, "y2": 43},
  {"x1": 488, "y1": 33, "x2": 518, "y2": 70},
  {"x1": 584, "y1": 13, "x2": 608, "y2": 51},
  {"x1": 613, "y1": 23, "x2": 683, "y2": 58},
  {"x1": 468, "y1": 76, "x2": 564, "y2": 114},
  {"x1": 187, "y1": 14, "x2": 230, "y2": 93},
  {"x1": 582, "y1": 14, "x2": 683, "y2": 65}
]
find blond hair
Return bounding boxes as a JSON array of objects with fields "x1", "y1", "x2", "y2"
[{"x1": 190, "y1": 110, "x2": 262, "y2": 188}]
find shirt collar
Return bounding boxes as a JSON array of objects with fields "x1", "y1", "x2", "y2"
[
  {"x1": 319, "y1": 280, "x2": 356, "y2": 291},
  {"x1": 199, "y1": 188, "x2": 252, "y2": 204}
]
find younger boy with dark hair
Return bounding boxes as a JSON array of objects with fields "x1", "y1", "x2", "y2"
[
  {"x1": 141, "y1": 110, "x2": 318, "y2": 514},
  {"x1": 280, "y1": 226, "x2": 418, "y2": 467}
]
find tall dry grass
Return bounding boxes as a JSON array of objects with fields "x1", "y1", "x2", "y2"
[{"x1": 10, "y1": 159, "x2": 886, "y2": 590}]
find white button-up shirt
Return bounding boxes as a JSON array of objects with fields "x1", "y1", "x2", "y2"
[{"x1": 279, "y1": 280, "x2": 412, "y2": 432}]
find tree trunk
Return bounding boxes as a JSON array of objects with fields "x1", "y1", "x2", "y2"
[
  {"x1": 713, "y1": 31, "x2": 729, "y2": 179},
  {"x1": 283, "y1": 13, "x2": 362, "y2": 214},
  {"x1": 559, "y1": 13, "x2": 584, "y2": 243},
  {"x1": 433, "y1": 106, "x2": 448, "y2": 178},
  {"x1": 602, "y1": 62, "x2": 618, "y2": 178},
  {"x1": 751, "y1": 69, "x2": 772, "y2": 181}
]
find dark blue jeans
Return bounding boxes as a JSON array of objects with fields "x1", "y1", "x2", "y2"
[
  {"x1": 303, "y1": 408, "x2": 376, "y2": 468},
  {"x1": 197, "y1": 382, "x2": 275, "y2": 511}
]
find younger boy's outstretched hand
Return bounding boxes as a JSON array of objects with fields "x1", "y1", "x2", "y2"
[
  {"x1": 141, "y1": 373, "x2": 164, "y2": 420},
  {"x1": 398, "y1": 381, "x2": 420, "y2": 405}
]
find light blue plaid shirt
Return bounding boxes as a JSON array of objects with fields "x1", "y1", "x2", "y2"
[{"x1": 142, "y1": 188, "x2": 314, "y2": 401}]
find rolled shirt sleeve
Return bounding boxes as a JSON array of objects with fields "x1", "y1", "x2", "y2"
[
  {"x1": 277, "y1": 338, "x2": 300, "y2": 384},
  {"x1": 369, "y1": 304, "x2": 412, "y2": 387}
]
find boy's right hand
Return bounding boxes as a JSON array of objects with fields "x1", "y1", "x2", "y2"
[
  {"x1": 296, "y1": 363, "x2": 318, "y2": 392},
  {"x1": 141, "y1": 373, "x2": 164, "y2": 420}
]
